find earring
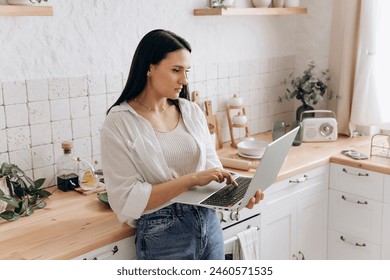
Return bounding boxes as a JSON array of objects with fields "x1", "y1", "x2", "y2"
[{"x1": 147, "y1": 71, "x2": 151, "y2": 77}]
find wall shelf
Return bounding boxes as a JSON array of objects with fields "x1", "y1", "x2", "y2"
[
  {"x1": 194, "y1": 7, "x2": 307, "y2": 16},
  {"x1": 0, "y1": 5, "x2": 53, "y2": 16}
]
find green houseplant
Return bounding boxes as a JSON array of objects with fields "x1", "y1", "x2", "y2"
[
  {"x1": 0, "y1": 162, "x2": 51, "y2": 222},
  {"x1": 279, "y1": 61, "x2": 332, "y2": 120}
]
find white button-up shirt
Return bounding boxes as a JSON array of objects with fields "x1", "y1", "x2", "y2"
[{"x1": 100, "y1": 98, "x2": 221, "y2": 227}]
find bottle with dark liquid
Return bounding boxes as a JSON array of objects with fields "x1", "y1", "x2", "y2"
[{"x1": 56, "y1": 141, "x2": 79, "y2": 192}]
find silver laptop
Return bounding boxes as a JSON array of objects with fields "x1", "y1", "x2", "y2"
[{"x1": 172, "y1": 127, "x2": 299, "y2": 212}]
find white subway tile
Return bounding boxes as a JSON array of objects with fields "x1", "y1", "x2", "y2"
[
  {"x1": 90, "y1": 114, "x2": 105, "y2": 136},
  {"x1": 0, "y1": 129, "x2": 7, "y2": 152},
  {"x1": 239, "y1": 60, "x2": 251, "y2": 77},
  {"x1": 0, "y1": 152, "x2": 9, "y2": 164},
  {"x1": 50, "y1": 99, "x2": 70, "y2": 121},
  {"x1": 5, "y1": 104, "x2": 29, "y2": 128},
  {"x1": 207, "y1": 63, "x2": 218, "y2": 80},
  {"x1": 218, "y1": 62, "x2": 229, "y2": 79},
  {"x1": 88, "y1": 74, "x2": 106, "y2": 96},
  {"x1": 32, "y1": 144, "x2": 54, "y2": 169},
  {"x1": 32, "y1": 165, "x2": 56, "y2": 187},
  {"x1": 73, "y1": 137, "x2": 92, "y2": 159},
  {"x1": 30, "y1": 123, "x2": 52, "y2": 146},
  {"x1": 259, "y1": 58, "x2": 269, "y2": 74},
  {"x1": 68, "y1": 76, "x2": 88, "y2": 97},
  {"x1": 229, "y1": 61, "x2": 240, "y2": 78},
  {"x1": 91, "y1": 135, "x2": 101, "y2": 156},
  {"x1": 48, "y1": 77, "x2": 69, "y2": 100},
  {"x1": 193, "y1": 64, "x2": 207, "y2": 82},
  {"x1": 26, "y1": 78, "x2": 49, "y2": 102},
  {"x1": 7, "y1": 126, "x2": 31, "y2": 151},
  {"x1": 72, "y1": 117, "x2": 91, "y2": 139},
  {"x1": 89, "y1": 95, "x2": 107, "y2": 116},
  {"x1": 106, "y1": 73, "x2": 123, "y2": 93},
  {"x1": 9, "y1": 148, "x2": 32, "y2": 172},
  {"x1": 0, "y1": 82, "x2": 3, "y2": 105},
  {"x1": 51, "y1": 120, "x2": 72, "y2": 143},
  {"x1": 70, "y1": 96, "x2": 89, "y2": 119},
  {"x1": 106, "y1": 92, "x2": 120, "y2": 110},
  {"x1": 229, "y1": 77, "x2": 239, "y2": 94},
  {"x1": 28, "y1": 100, "x2": 50, "y2": 124},
  {"x1": 239, "y1": 75, "x2": 250, "y2": 93},
  {"x1": 206, "y1": 79, "x2": 218, "y2": 98},
  {"x1": 2, "y1": 80, "x2": 27, "y2": 105},
  {"x1": 0, "y1": 106, "x2": 5, "y2": 129}
]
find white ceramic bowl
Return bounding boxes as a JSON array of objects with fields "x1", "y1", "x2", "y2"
[
  {"x1": 252, "y1": 0, "x2": 272, "y2": 8},
  {"x1": 237, "y1": 140, "x2": 268, "y2": 156}
]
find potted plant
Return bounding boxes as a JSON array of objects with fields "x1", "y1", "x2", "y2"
[
  {"x1": 7, "y1": 0, "x2": 48, "y2": 5},
  {"x1": 0, "y1": 162, "x2": 51, "y2": 222},
  {"x1": 210, "y1": 0, "x2": 235, "y2": 8},
  {"x1": 279, "y1": 61, "x2": 332, "y2": 120}
]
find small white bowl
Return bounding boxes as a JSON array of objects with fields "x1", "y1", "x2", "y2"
[
  {"x1": 252, "y1": 0, "x2": 272, "y2": 8},
  {"x1": 237, "y1": 140, "x2": 268, "y2": 156}
]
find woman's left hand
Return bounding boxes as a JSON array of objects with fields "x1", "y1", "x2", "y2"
[{"x1": 245, "y1": 190, "x2": 264, "y2": 209}]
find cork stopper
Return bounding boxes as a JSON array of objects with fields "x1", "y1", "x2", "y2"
[{"x1": 61, "y1": 141, "x2": 73, "y2": 153}]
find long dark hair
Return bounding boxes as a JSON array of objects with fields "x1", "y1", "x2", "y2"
[{"x1": 107, "y1": 29, "x2": 192, "y2": 114}]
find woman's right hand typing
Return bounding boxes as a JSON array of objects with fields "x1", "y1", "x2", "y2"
[{"x1": 187, "y1": 168, "x2": 238, "y2": 187}]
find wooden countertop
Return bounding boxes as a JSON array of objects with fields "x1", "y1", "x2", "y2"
[{"x1": 1, "y1": 133, "x2": 389, "y2": 260}]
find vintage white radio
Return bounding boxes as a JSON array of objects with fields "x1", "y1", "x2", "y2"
[{"x1": 301, "y1": 110, "x2": 338, "y2": 142}]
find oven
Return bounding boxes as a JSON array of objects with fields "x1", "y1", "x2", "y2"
[{"x1": 218, "y1": 207, "x2": 262, "y2": 260}]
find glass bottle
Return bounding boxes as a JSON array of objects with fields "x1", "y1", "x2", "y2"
[
  {"x1": 56, "y1": 141, "x2": 79, "y2": 192},
  {"x1": 272, "y1": 120, "x2": 286, "y2": 141}
]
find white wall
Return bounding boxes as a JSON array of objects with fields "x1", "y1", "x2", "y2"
[{"x1": 0, "y1": 0, "x2": 333, "y2": 184}]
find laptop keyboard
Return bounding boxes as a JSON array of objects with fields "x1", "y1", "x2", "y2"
[{"x1": 200, "y1": 176, "x2": 252, "y2": 207}]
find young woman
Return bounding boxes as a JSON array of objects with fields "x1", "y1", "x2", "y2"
[{"x1": 101, "y1": 29, "x2": 264, "y2": 260}]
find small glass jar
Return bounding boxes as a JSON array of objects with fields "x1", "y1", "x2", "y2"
[{"x1": 272, "y1": 120, "x2": 286, "y2": 141}]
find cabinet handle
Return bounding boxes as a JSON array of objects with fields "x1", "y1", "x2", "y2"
[
  {"x1": 292, "y1": 254, "x2": 299, "y2": 260},
  {"x1": 289, "y1": 175, "x2": 308, "y2": 184},
  {"x1": 298, "y1": 251, "x2": 305, "y2": 260},
  {"x1": 92, "y1": 245, "x2": 119, "y2": 260},
  {"x1": 340, "y1": 236, "x2": 367, "y2": 247},
  {"x1": 341, "y1": 195, "x2": 368, "y2": 205},
  {"x1": 342, "y1": 168, "x2": 369, "y2": 177}
]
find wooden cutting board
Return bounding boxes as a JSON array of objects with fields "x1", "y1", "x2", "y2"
[{"x1": 204, "y1": 100, "x2": 223, "y2": 149}]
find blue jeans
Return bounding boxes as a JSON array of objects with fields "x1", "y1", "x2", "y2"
[{"x1": 135, "y1": 203, "x2": 224, "y2": 260}]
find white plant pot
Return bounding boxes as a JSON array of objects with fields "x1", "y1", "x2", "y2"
[
  {"x1": 272, "y1": 0, "x2": 285, "y2": 7},
  {"x1": 285, "y1": 0, "x2": 300, "y2": 7}
]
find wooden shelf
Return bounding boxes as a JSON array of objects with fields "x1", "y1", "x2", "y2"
[
  {"x1": 0, "y1": 5, "x2": 53, "y2": 16},
  {"x1": 194, "y1": 7, "x2": 307, "y2": 16}
]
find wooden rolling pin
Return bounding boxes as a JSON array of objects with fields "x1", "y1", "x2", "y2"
[{"x1": 219, "y1": 157, "x2": 258, "y2": 171}]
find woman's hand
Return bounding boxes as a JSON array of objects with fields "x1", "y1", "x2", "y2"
[
  {"x1": 245, "y1": 190, "x2": 264, "y2": 209},
  {"x1": 188, "y1": 168, "x2": 237, "y2": 187}
]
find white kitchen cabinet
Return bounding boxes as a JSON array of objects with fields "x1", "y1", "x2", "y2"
[
  {"x1": 260, "y1": 165, "x2": 328, "y2": 260},
  {"x1": 328, "y1": 163, "x2": 385, "y2": 260},
  {"x1": 382, "y1": 175, "x2": 390, "y2": 259},
  {"x1": 73, "y1": 236, "x2": 136, "y2": 260}
]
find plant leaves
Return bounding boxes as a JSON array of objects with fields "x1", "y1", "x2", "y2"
[
  {"x1": 36, "y1": 201, "x2": 46, "y2": 209},
  {"x1": 15, "y1": 199, "x2": 28, "y2": 214},
  {"x1": 25, "y1": 207, "x2": 34, "y2": 217},
  {"x1": 0, "y1": 210, "x2": 20, "y2": 222},
  {"x1": 0, "y1": 195, "x2": 19, "y2": 208},
  {"x1": 34, "y1": 178, "x2": 46, "y2": 189}
]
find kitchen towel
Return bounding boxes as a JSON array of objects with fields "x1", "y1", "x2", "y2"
[{"x1": 232, "y1": 227, "x2": 259, "y2": 260}]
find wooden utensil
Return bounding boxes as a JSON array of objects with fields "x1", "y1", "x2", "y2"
[
  {"x1": 219, "y1": 157, "x2": 257, "y2": 171},
  {"x1": 204, "y1": 100, "x2": 223, "y2": 149}
]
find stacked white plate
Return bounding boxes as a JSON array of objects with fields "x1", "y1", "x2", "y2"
[{"x1": 237, "y1": 140, "x2": 268, "y2": 159}]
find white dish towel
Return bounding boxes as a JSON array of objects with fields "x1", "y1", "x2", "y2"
[{"x1": 232, "y1": 227, "x2": 259, "y2": 260}]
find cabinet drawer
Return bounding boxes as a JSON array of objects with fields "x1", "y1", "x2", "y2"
[
  {"x1": 260, "y1": 165, "x2": 328, "y2": 214},
  {"x1": 327, "y1": 229, "x2": 381, "y2": 260},
  {"x1": 328, "y1": 189, "x2": 382, "y2": 244},
  {"x1": 330, "y1": 163, "x2": 384, "y2": 201},
  {"x1": 73, "y1": 236, "x2": 136, "y2": 260},
  {"x1": 384, "y1": 175, "x2": 390, "y2": 204}
]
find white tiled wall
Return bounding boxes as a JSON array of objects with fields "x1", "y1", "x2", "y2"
[{"x1": 0, "y1": 56, "x2": 295, "y2": 186}]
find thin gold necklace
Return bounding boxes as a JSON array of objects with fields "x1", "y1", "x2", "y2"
[{"x1": 134, "y1": 98, "x2": 168, "y2": 112}]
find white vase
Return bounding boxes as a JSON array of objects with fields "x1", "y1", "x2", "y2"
[
  {"x1": 285, "y1": 0, "x2": 300, "y2": 7},
  {"x1": 0, "y1": 177, "x2": 10, "y2": 213},
  {"x1": 252, "y1": 0, "x2": 272, "y2": 7}
]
